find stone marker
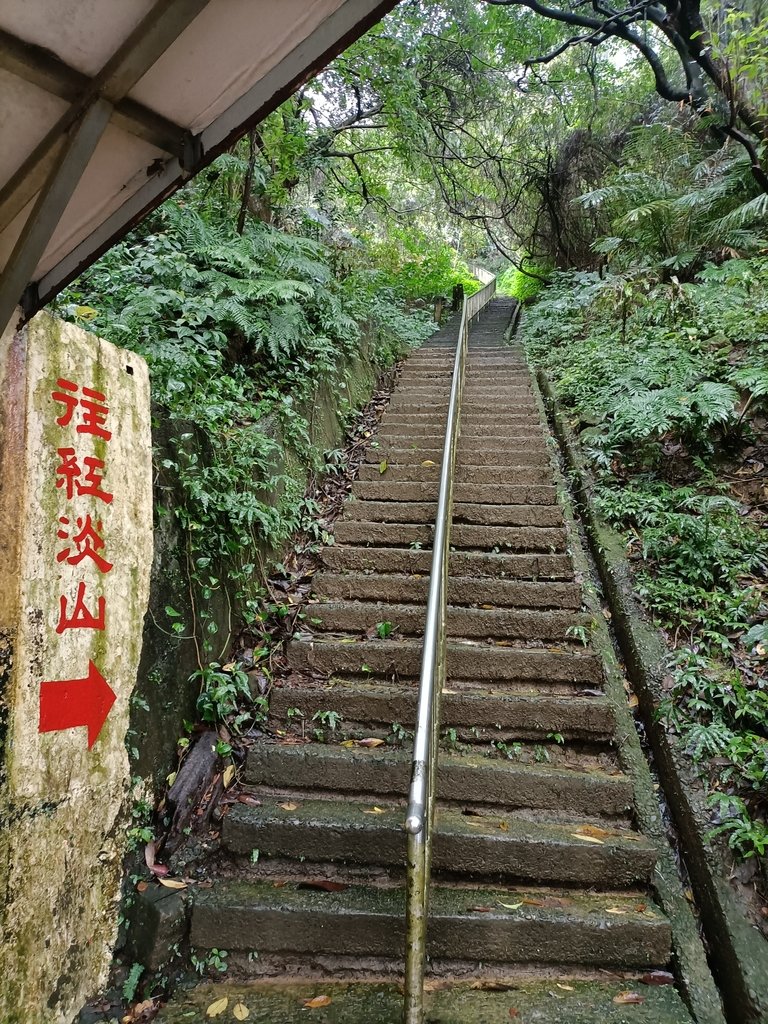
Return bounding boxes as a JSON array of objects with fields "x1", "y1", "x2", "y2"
[{"x1": 0, "y1": 310, "x2": 152, "y2": 1023}]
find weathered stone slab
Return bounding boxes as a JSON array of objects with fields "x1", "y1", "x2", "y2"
[{"x1": 0, "y1": 311, "x2": 152, "y2": 1023}]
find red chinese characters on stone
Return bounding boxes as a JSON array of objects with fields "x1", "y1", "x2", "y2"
[
  {"x1": 56, "y1": 581, "x2": 106, "y2": 633},
  {"x1": 51, "y1": 378, "x2": 112, "y2": 440},
  {"x1": 56, "y1": 514, "x2": 114, "y2": 574},
  {"x1": 55, "y1": 448, "x2": 113, "y2": 504}
]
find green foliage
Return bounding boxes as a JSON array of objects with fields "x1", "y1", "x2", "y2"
[
  {"x1": 191, "y1": 948, "x2": 229, "y2": 975},
  {"x1": 57, "y1": 175, "x2": 436, "y2": 689},
  {"x1": 523, "y1": 211, "x2": 768, "y2": 857},
  {"x1": 194, "y1": 663, "x2": 267, "y2": 731},
  {"x1": 578, "y1": 126, "x2": 767, "y2": 274},
  {"x1": 497, "y1": 256, "x2": 551, "y2": 302},
  {"x1": 596, "y1": 483, "x2": 765, "y2": 640},
  {"x1": 122, "y1": 963, "x2": 144, "y2": 1003},
  {"x1": 365, "y1": 225, "x2": 478, "y2": 301}
]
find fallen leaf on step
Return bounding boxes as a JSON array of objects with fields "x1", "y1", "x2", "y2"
[
  {"x1": 573, "y1": 823, "x2": 618, "y2": 839},
  {"x1": 509, "y1": 1010, "x2": 520, "y2": 1019},
  {"x1": 606, "y1": 907, "x2": 628, "y2": 915},
  {"x1": 144, "y1": 840, "x2": 157, "y2": 871},
  {"x1": 298, "y1": 880, "x2": 348, "y2": 893},
  {"x1": 278, "y1": 801, "x2": 299, "y2": 811},
  {"x1": 640, "y1": 970, "x2": 674, "y2": 986},
  {"x1": 206, "y1": 997, "x2": 228, "y2": 1017},
  {"x1": 570, "y1": 833, "x2": 604, "y2": 845},
  {"x1": 158, "y1": 878, "x2": 187, "y2": 890},
  {"x1": 421, "y1": 460, "x2": 435, "y2": 467},
  {"x1": 481, "y1": 604, "x2": 496, "y2": 609},
  {"x1": 467, "y1": 905, "x2": 494, "y2": 913},
  {"x1": 379, "y1": 460, "x2": 388, "y2": 474},
  {"x1": 627, "y1": 693, "x2": 639, "y2": 708},
  {"x1": 237, "y1": 794, "x2": 262, "y2": 808},
  {"x1": 222, "y1": 764, "x2": 235, "y2": 788},
  {"x1": 498, "y1": 901, "x2": 523, "y2": 910},
  {"x1": 522, "y1": 898, "x2": 543, "y2": 906},
  {"x1": 357, "y1": 737, "x2": 385, "y2": 748},
  {"x1": 556, "y1": 984, "x2": 574, "y2": 991},
  {"x1": 135, "y1": 880, "x2": 148, "y2": 892},
  {"x1": 613, "y1": 992, "x2": 644, "y2": 1005},
  {"x1": 303, "y1": 995, "x2": 332, "y2": 1009},
  {"x1": 497, "y1": 820, "x2": 509, "y2": 832},
  {"x1": 233, "y1": 1003, "x2": 250, "y2": 1020},
  {"x1": 341, "y1": 739, "x2": 356, "y2": 748},
  {"x1": 363, "y1": 806, "x2": 386, "y2": 815},
  {"x1": 634, "y1": 903, "x2": 648, "y2": 913}
]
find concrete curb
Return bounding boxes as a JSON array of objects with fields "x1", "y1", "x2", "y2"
[{"x1": 535, "y1": 368, "x2": 768, "y2": 1024}]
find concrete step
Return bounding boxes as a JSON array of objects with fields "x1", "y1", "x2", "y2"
[
  {"x1": 245, "y1": 743, "x2": 627, "y2": 816},
  {"x1": 309, "y1": 601, "x2": 588, "y2": 642},
  {"x1": 342, "y1": 498, "x2": 560, "y2": 525},
  {"x1": 287, "y1": 637, "x2": 602, "y2": 686},
  {"x1": 385, "y1": 401, "x2": 540, "y2": 417},
  {"x1": 378, "y1": 423, "x2": 545, "y2": 441},
  {"x1": 333, "y1": 521, "x2": 565, "y2": 550},
  {"x1": 270, "y1": 681, "x2": 613, "y2": 740},
  {"x1": 223, "y1": 800, "x2": 656, "y2": 886},
  {"x1": 382, "y1": 411, "x2": 538, "y2": 425},
  {"x1": 375, "y1": 434, "x2": 546, "y2": 451},
  {"x1": 189, "y1": 880, "x2": 670, "y2": 967},
  {"x1": 313, "y1": 572, "x2": 582, "y2": 609},
  {"x1": 390, "y1": 388, "x2": 535, "y2": 402},
  {"x1": 363, "y1": 446, "x2": 551, "y2": 466},
  {"x1": 350, "y1": 483, "x2": 558, "y2": 506},
  {"x1": 154, "y1": 978, "x2": 695, "y2": 1024},
  {"x1": 321, "y1": 546, "x2": 574, "y2": 580},
  {"x1": 356, "y1": 464, "x2": 551, "y2": 484}
]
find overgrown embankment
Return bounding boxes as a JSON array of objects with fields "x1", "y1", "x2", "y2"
[{"x1": 523, "y1": 256, "x2": 768, "y2": 871}]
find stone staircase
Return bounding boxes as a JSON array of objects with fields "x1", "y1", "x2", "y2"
[{"x1": 157, "y1": 300, "x2": 717, "y2": 1022}]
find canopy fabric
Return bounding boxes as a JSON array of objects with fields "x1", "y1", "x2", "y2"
[{"x1": 0, "y1": 0, "x2": 397, "y2": 322}]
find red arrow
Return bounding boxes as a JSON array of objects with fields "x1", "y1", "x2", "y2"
[{"x1": 39, "y1": 660, "x2": 116, "y2": 749}]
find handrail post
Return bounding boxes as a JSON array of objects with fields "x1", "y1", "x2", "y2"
[{"x1": 403, "y1": 272, "x2": 495, "y2": 1023}]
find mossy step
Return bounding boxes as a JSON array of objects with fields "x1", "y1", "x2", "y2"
[
  {"x1": 223, "y1": 799, "x2": 655, "y2": 886},
  {"x1": 321, "y1": 546, "x2": 573, "y2": 580},
  {"x1": 309, "y1": 601, "x2": 588, "y2": 642},
  {"x1": 189, "y1": 880, "x2": 670, "y2": 966},
  {"x1": 382, "y1": 413, "x2": 539, "y2": 427},
  {"x1": 313, "y1": 571, "x2": 582, "y2": 609},
  {"x1": 270, "y1": 682, "x2": 613, "y2": 740},
  {"x1": 363, "y1": 446, "x2": 550, "y2": 466},
  {"x1": 374, "y1": 434, "x2": 546, "y2": 452},
  {"x1": 342, "y1": 497, "x2": 560, "y2": 524},
  {"x1": 334, "y1": 522, "x2": 565, "y2": 550},
  {"x1": 386, "y1": 398, "x2": 539, "y2": 412},
  {"x1": 357, "y1": 465, "x2": 551, "y2": 485},
  {"x1": 378, "y1": 422, "x2": 545, "y2": 440},
  {"x1": 288, "y1": 636, "x2": 602, "y2": 685},
  {"x1": 155, "y1": 979, "x2": 693, "y2": 1024},
  {"x1": 352, "y1": 482, "x2": 556, "y2": 506},
  {"x1": 244, "y1": 743, "x2": 630, "y2": 816}
]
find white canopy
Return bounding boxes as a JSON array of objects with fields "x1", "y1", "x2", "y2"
[{"x1": 0, "y1": 0, "x2": 397, "y2": 327}]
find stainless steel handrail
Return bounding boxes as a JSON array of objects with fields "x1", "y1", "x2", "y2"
[{"x1": 403, "y1": 270, "x2": 496, "y2": 1024}]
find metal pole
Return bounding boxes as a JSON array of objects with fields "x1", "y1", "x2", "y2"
[{"x1": 403, "y1": 274, "x2": 495, "y2": 1023}]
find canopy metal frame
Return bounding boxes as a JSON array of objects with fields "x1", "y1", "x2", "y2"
[{"x1": 0, "y1": 0, "x2": 398, "y2": 332}]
